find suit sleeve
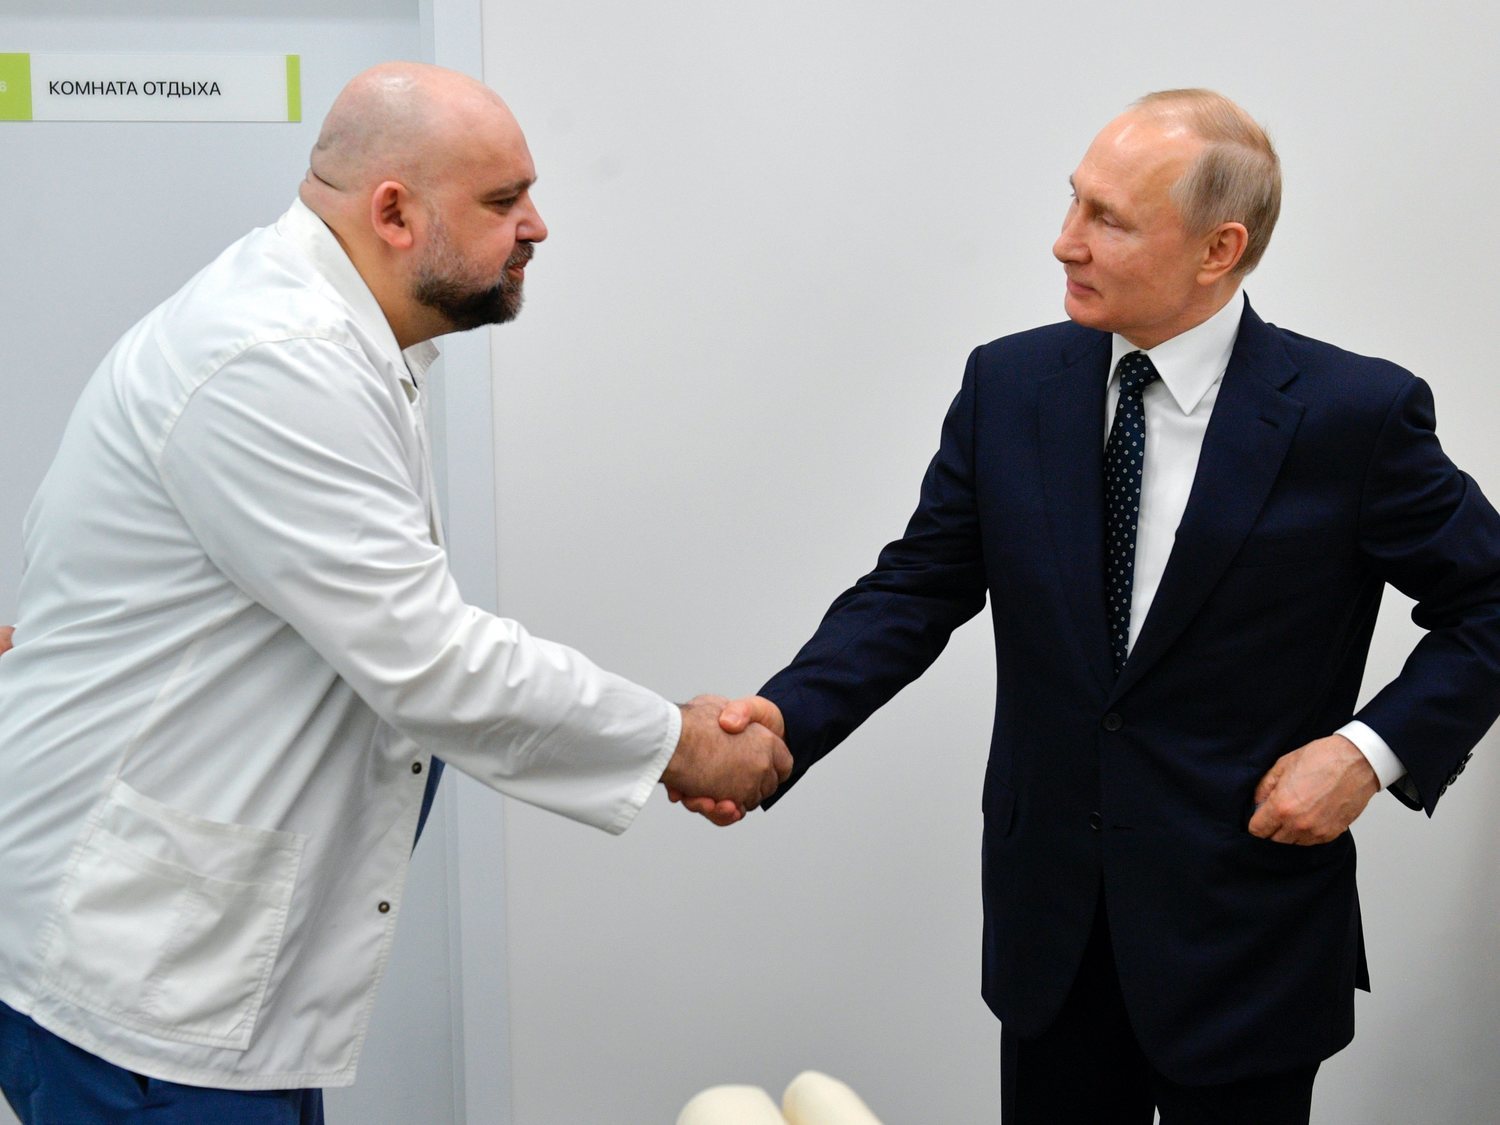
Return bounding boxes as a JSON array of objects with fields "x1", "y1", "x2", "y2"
[
  {"x1": 761, "y1": 349, "x2": 990, "y2": 805},
  {"x1": 1353, "y1": 375, "x2": 1500, "y2": 814}
]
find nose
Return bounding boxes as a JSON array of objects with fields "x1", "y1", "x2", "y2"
[
  {"x1": 519, "y1": 197, "x2": 548, "y2": 244},
  {"x1": 1053, "y1": 207, "x2": 1086, "y2": 264}
]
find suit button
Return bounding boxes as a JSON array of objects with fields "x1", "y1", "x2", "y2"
[
  {"x1": 1102, "y1": 713, "x2": 1123, "y2": 732},
  {"x1": 1089, "y1": 812, "x2": 1103, "y2": 831}
]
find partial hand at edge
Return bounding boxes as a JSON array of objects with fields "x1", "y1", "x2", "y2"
[
  {"x1": 660, "y1": 695, "x2": 792, "y2": 828},
  {"x1": 1247, "y1": 733, "x2": 1381, "y2": 845},
  {"x1": 0, "y1": 626, "x2": 12, "y2": 657},
  {"x1": 718, "y1": 694, "x2": 785, "y2": 740}
]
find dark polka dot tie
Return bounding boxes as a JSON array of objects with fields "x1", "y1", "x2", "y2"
[{"x1": 1104, "y1": 351, "x2": 1160, "y2": 675}]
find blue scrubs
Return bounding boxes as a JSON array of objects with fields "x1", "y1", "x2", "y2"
[{"x1": 0, "y1": 1001, "x2": 323, "y2": 1125}]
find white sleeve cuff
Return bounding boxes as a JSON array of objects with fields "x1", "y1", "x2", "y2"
[{"x1": 1337, "y1": 720, "x2": 1407, "y2": 788}]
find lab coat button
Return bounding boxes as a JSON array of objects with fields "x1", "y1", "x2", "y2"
[{"x1": 377, "y1": 901, "x2": 391, "y2": 914}]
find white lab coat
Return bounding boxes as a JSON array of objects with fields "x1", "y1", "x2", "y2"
[{"x1": 0, "y1": 200, "x2": 679, "y2": 1089}]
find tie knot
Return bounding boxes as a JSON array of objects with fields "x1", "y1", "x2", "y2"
[{"x1": 1116, "y1": 351, "x2": 1159, "y2": 397}]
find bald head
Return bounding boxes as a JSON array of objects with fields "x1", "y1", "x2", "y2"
[
  {"x1": 298, "y1": 63, "x2": 547, "y2": 348},
  {"x1": 306, "y1": 62, "x2": 518, "y2": 199}
]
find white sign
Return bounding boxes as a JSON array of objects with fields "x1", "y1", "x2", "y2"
[{"x1": 0, "y1": 53, "x2": 300, "y2": 123}]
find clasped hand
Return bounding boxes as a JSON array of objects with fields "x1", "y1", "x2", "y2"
[
  {"x1": 1247, "y1": 734, "x2": 1381, "y2": 845},
  {"x1": 661, "y1": 695, "x2": 788, "y2": 827}
]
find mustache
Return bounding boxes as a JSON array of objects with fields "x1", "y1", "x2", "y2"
[{"x1": 506, "y1": 243, "x2": 535, "y2": 270}]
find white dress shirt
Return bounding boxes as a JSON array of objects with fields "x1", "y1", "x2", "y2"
[
  {"x1": 1108, "y1": 289, "x2": 1405, "y2": 786},
  {"x1": 0, "y1": 200, "x2": 680, "y2": 1089}
]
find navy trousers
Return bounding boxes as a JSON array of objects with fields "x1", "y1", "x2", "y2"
[
  {"x1": 1001, "y1": 894, "x2": 1319, "y2": 1124},
  {"x1": 0, "y1": 1001, "x2": 322, "y2": 1125}
]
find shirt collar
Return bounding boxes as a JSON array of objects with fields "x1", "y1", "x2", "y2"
[
  {"x1": 276, "y1": 198, "x2": 439, "y2": 386},
  {"x1": 1109, "y1": 288, "x2": 1244, "y2": 415}
]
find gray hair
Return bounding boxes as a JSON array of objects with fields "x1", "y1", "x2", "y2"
[{"x1": 1134, "y1": 89, "x2": 1281, "y2": 275}]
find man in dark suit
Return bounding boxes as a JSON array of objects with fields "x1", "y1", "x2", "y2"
[{"x1": 678, "y1": 89, "x2": 1500, "y2": 1122}]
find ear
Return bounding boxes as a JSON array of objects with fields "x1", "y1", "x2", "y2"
[
  {"x1": 369, "y1": 180, "x2": 419, "y2": 251},
  {"x1": 1198, "y1": 222, "x2": 1249, "y2": 283}
]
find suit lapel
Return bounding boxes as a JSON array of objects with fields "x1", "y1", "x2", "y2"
[
  {"x1": 1111, "y1": 303, "x2": 1305, "y2": 699},
  {"x1": 1037, "y1": 331, "x2": 1114, "y2": 695}
]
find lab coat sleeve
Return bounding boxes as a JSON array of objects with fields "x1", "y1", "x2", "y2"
[{"x1": 156, "y1": 336, "x2": 679, "y2": 834}]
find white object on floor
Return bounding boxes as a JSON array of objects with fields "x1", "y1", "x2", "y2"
[
  {"x1": 782, "y1": 1070, "x2": 883, "y2": 1125},
  {"x1": 677, "y1": 1071, "x2": 884, "y2": 1124},
  {"x1": 676, "y1": 1084, "x2": 786, "y2": 1125}
]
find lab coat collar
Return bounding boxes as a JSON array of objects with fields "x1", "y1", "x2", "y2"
[{"x1": 276, "y1": 198, "x2": 439, "y2": 386}]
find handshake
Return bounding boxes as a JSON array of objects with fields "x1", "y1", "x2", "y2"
[{"x1": 661, "y1": 695, "x2": 788, "y2": 827}]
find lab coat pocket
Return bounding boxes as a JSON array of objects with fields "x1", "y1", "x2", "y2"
[{"x1": 40, "y1": 781, "x2": 304, "y2": 1051}]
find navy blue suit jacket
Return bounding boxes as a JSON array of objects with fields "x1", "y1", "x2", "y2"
[{"x1": 759, "y1": 300, "x2": 1500, "y2": 1084}]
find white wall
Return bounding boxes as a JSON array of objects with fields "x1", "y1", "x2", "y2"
[
  {"x1": 483, "y1": 1, "x2": 1500, "y2": 1121},
  {"x1": 0, "y1": 5, "x2": 464, "y2": 1124}
]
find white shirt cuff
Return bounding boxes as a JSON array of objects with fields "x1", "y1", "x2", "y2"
[{"x1": 1337, "y1": 720, "x2": 1407, "y2": 788}]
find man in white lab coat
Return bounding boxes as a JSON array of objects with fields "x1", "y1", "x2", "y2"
[{"x1": 0, "y1": 63, "x2": 782, "y2": 1124}]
